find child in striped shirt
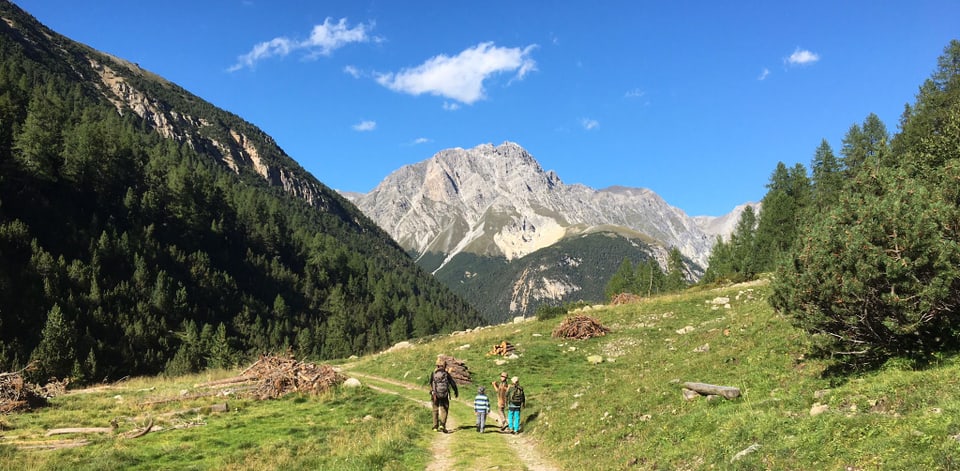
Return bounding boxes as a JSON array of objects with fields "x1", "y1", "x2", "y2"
[{"x1": 474, "y1": 386, "x2": 491, "y2": 433}]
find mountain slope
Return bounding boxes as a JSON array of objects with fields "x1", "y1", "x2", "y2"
[
  {"x1": 692, "y1": 201, "x2": 760, "y2": 241},
  {"x1": 432, "y1": 229, "x2": 672, "y2": 323},
  {"x1": 0, "y1": 1, "x2": 481, "y2": 382}
]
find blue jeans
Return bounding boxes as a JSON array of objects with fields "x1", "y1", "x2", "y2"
[
  {"x1": 508, "y1": 408, "x2": 521, "y2": 432},
  {"x1": 476, "y1": 411, "x2": 487, "y2": 432}
]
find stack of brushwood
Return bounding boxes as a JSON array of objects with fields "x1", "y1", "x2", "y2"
[
  {"x1": 552, "y1": 315, "x2": 611, "y2": 340},
  {"x1": 486, "y1": 341, "x2": 516, "y2": 356},
  {"x1": 610, "y1": 292, "x2": 643, "y2": 305},
  {"x1": 437, "y1": 355, "x2": 472, "y2": 384},
  {"x1": 0, "y1": 367, "x2": 68, "y2": 413},
  {"x1": 241, "y1": 354, "x2": 345, "y2": 400}
]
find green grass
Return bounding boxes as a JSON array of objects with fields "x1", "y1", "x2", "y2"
[
  {"x1": 348, "y1": 279, "x2": 960, "y2": 469},
  {"x1": 5, "y1": 279, "x2": 960, "y2": 469},
  {"x1": 0, "y1": 371, "x2": 430, "y2": 470}
]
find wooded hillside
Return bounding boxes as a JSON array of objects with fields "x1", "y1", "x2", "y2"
[{"x1": 0, "y1": 1, "x2": 481, "y2": 384}]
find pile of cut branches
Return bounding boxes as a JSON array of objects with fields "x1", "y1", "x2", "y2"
[
  {"x1": 0, "y1": 365, "x2": 68, "y2": 413},
  {"x1": 242, "y1": 354, "x2": 345, "y2": 400},
  {"x1": 486, "y1": 341, "x2": 516, "y2": 357},
  {"x1": 194, "y1": 353, "x2": 345, "y2": 401},
  {"x1": 610, "y1": 292, "x2": 643, "y2": 305},
  {"x1": 552, "y1": 315, "x2": 611, "y2": 340},
  {"x1": 437, "y1": 355, "x2": 471, "y2": 384}
]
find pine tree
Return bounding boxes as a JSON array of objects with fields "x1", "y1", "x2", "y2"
[
  {"x1": 701, "y1": 235, "x2": 733, "y2": 283},
  {"x1": 208, "y1": 323, "x2": 234, "y2": 369},
  {"x1": 810, "y1": 139, "x2": 842, "y2": 211},
  {"x1": 772, "y1": 41, "x2": 960, "y2": 367},
  {"x1": 28, "y1": 304, "x2": 76, "y2": 382},
  {"x1": 664, "y1": 247, "x2": 687, "y2": 292},
  {"x1": 13, "y1": 85, "x2": 63, "y2": 181},
  {"x1": 605, "y1": 258, "x2": 636, "y2": 299},
  {"x1": 841, "y1": 113, "x2": 889, "y2": 175},
  {"x1": 755, "y1": 163, "x2": 810, "y2": 271}
]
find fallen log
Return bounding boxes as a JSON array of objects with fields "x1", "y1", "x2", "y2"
[
  {"x1": 122, "y1": 418, "x2": 154, "y2": 439},
  {"x1": 14, "y1": 439, "x2": 90, "y2": 450},
  {"x1": 45, "y1": 427, "x2": 115, "y2": 437},
  {"x1": 195, "y1": 376, "x2": 253, "y2": 388},
  {"x1": 682, "y1": 382, "x2": 741, "y2": 400}
]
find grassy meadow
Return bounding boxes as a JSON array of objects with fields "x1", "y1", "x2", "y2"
[{"x1": 3, "y1": 278, "x2": 960, "y2": 469}]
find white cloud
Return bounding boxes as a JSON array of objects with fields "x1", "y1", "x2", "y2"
[
  {"x1": 413, "y1": 137, "x2": 431, "y2": 144},
  {"x1": 785, "y1": 48, "x2": 820, "y2": 66},
  {"x1": 352, "y1": 120, "x2": 376, "y2": 131},
  {"x1": 375, "y1": 42, "x2": 537, "y2": 104},
  {"x1": 758, "y1": 68, "x2": 770, "y2": 80},
  {"x1": 229, "y1": 18, "x2": 377, "y2": 71},
  {"x1": 343, "y1": 65, "x2": 361, "y2": 78},
  {"x1": 581, "y1": 118, "x2": 599, "y2": 130},
  {"x1": 625, "y1": 88, "x2": 645, "y2": 98},
  {"x1": 443, "y1": 102, "x2": 461, "y2": 111}
]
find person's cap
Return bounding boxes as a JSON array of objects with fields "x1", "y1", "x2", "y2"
[
  {"x1": 511, "y1": 376, "x2": 519, "y2": 384},
  {"x1": 499, "y1": 372, "x2": 508, "y2": 378},
  {"x1": 436, "y1": 357, "x2": 445, "y2": 366}
]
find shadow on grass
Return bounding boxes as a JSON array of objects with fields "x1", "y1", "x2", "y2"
[{"x1": 524, "y1": 410, "x2": 539, "y2": 426}]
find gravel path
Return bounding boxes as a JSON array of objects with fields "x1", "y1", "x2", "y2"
[{"x1": 348, "y1": 371, "x2": 559, "y2": 471}]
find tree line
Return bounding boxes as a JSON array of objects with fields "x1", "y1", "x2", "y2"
[{"x1": 603, "y1": 247, "x2": 688, "y2": 299}]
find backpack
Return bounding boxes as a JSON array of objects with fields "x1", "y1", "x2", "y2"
[
  {"x1": 432, "y1": 369, "x2": 450, "y2": 399},
  {"x1": 509, "y1": 385, "x2": 524, "y2": 406}
]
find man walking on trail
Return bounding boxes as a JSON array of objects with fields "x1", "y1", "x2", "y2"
[
  {"x1": 430, "y1": 357, "x2": 458, "y2": 432},
  {"x1": 505, "y1": 376, "x2": 525, "y2": 434},
  {"x1": 491, "y1": 371, "x2": 510, "y2": 430}
]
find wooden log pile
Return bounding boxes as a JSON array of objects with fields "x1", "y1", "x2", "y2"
[
  {"x1": 437, "y1": 354, "x2": 471, "y2": 384},
  {"x1": 552, "y1": 315, "x2": 611, "y2": 340},
  {"x1": 0, "y1": 367, "x2": 68, "y2": 413},
  {"x1": 610, "y1": 292, "x2": 643, "y2": 305},
  {"x1": 486, "y1": 341, "x2": 516, "y2": 357},
  {"x1": 242, "y1": 354, "x2": 346, "y2": 400}
]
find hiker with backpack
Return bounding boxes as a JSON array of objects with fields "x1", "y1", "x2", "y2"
[
  {"x1": 430, "y1": 357, "x2": 458, "y2": 432},
  {"x1": 505, "y1": 376, "x2": 525, "y2": 434}
]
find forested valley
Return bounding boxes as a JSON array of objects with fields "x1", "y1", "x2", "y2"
[{"x1": 0, "y1": 2, "x2": 481, "y2": 385}]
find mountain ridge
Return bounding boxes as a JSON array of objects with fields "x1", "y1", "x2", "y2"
[
  {"x1": 347, "y1": 141, "x2": 749, "y2": 320},
  {"x1": 351, "y1": 141, "x2": 731, "y2": 271}
]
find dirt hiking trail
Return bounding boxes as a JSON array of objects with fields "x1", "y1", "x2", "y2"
[{"x1": 348, "y1": 371, "x2": 559, "y2": 471}]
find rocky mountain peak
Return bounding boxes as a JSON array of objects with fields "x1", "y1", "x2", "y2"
[{"x1": 355, "y1": 142, "x2": 719, "y2": 271}]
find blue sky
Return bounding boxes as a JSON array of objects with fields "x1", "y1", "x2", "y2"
[{"x1": 15, "y1": 1, "x2": 960, "y2": 216}]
